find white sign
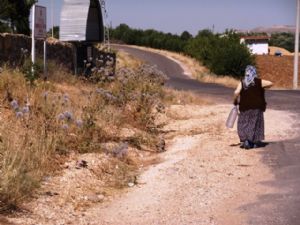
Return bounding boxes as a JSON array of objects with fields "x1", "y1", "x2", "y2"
[{"x1": 34, "y1": 5, "x2": 47, "y2": 39}]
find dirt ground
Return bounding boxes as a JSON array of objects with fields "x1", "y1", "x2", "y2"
[
  {"x1": 256, "y1": 55, "x2": 299, "y2": 89},
  {"x1": 5, "y1": 102, "x2": 296, "y2": 225}
]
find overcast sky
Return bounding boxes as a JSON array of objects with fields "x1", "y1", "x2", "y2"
[{"x1": 35, "y1": 0, "x2": 296, "y2": 35}]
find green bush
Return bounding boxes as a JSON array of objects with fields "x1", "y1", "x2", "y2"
[
  {"x1": 21, "y1": 58, "x2": 43, "y2": 85},
  {"x1": 111, "y1": 24, "x2": 254, "y2": 78},
  {"x1": 185, "y1": 30, "x2": 254, "y2": 78},
  {"x1": 270, "y1": 32, "x2": 295, "y2": 52}
]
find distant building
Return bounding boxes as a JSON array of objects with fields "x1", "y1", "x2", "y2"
[{"x1": 240, "y1": 36, "x2": 270, "y2": 55}]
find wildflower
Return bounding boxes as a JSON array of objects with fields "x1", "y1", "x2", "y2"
[
  {"x1": 112, "y1": 142, "x2": 128, "y2": 158},
  {"x1": 22, "y1": 106, "x2": 30, "y2": 113},
  {"x1": 75, "y1": 119, "x2": 83, "y2": 128},
  {"x1": 10, "y1": 100, "x2": 19, "y2": 111},
  {"x1": 63, "y1": 94, "x2": 69, "y2": 103},
  {"x1": 58, "y1": 113, "x2": 65, "y2": 120},
  {"x1": 61, "y1": 124, "x2": 69, "y2": 130},
  {"x1": 63, "y1": 111, "x2": 73, "y2": 121},
  {"x1": 16, "y1": 111, "x2": 23, "y2": 118}
]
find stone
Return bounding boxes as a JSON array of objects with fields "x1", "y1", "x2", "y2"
[
  {"x1": 76, "y1": 160, "x2": 88, "y2": 169},
  {"x1": 86, "y1": 194, "x2": 105, "y2": 203},
  {"x1": 128, "y1": 182, "x2": 135, "y2": 187}
]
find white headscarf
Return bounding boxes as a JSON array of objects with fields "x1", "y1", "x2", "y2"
[{"x1": 243, "y1": 65, "x2": 257, "y2": 89}]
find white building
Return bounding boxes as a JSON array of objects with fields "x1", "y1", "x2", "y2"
[{"x1": 240, "y1": 36, "x2": 270, "y2": 55}]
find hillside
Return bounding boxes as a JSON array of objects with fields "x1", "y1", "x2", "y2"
[
  {"x1": 252, "y1": 25, "x2": 295, "y2": 34},
  {"x1": 238, "y1": 25, "x2": 296, "y2": 34}
]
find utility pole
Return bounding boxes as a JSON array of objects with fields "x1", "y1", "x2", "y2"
[
  {"x1": 31, "y1": 4, "x2": 36, "y2": 66},
  {"x1": 293, "y1": 0, "x2": 300, "y2": 89},
  {"x1": 51, "y1": 0, "x2": 54, "y2": 38}
]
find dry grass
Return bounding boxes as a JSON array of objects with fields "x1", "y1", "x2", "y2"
[
  {"x1": 0, "y1": 47, "x2": 213, "y2": 213},
  {"x1": 116, "y1": 50, "x2": 143, "y2": 70},
  {"x1": 269, "y1": 46, "x2": 293, "y2": 56},
  {"x1": 0, "y1": 57, "x2": 167, "y2": 211},
  {"x1": 164, "y1": 88, "x2": 213, "y2": 106}
]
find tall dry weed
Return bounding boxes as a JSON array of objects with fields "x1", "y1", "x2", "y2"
[{"x1": 0, "y1": 61, "x2": 167, "y2": 210}]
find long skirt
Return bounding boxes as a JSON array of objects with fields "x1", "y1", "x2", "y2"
[{"x1": 237, "y1": 109, "x2": 264, "y2": 143}]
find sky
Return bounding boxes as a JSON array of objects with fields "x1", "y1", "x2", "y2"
[{"x1": 35, "y1": 0, "x2": 297, "y2": 35}]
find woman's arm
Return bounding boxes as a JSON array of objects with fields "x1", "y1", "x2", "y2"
[
  {"x1": 262, "y1": 79, "x2": 273, "y2": 88},
  {"x1": 233, "y1": 82, "x2": 242, "y2": 105}
]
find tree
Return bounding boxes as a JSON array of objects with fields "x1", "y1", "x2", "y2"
[
  {"x1": 270, "y1": 32, "x2": 295, "y2": 52},
  {"x1": 180, "y1": 31, "x2": 192, "y2": 41},
  {"x1": 0, "y1": 0, "x2": 36, "y2": 35},
  {"x1": 185, "y1": 29, "x2": 254, "y2": 78},
  {"x1": 0, "y1": 0, "x2": 14, "y2": 32},
  {"x1": 48, "y1": 26, "x2": 60, "y2": 39}
]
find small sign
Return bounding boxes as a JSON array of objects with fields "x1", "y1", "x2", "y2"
[{"x1": 34, "y1": 5, "x2": 47, "y2": 39}]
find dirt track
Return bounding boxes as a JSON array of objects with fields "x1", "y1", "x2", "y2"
[{"x1": 80, "y1": 105, "x2": 295, "y2": 225}]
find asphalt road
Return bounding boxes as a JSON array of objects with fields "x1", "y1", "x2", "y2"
[{"x1": 113, "y1": 45, "x2": 300, "y2": 225}]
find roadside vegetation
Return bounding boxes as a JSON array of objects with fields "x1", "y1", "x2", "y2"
[
  {"x1": 269, "y1": 32, "x2": 295, "y2": 53},
  {"x1": 0, "y1": 0, "x2": 36, "y2": 35},
  {"x1": 111, "y1": 24, "x2": 298, "y2": 81},
  {"x1": 110, "y1": 24, "x2": 254, "y2": 78},
  {"x1": 0, "y1": 49, "x2": 170, "y2": 212}
]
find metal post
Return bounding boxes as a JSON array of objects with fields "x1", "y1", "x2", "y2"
[
  {"x1": 73, "y1": 44, "x2": 78, "y2": 75},
  {"x1": 44, "y1": 40, "x2": 47, "y2": 79},
  {"x1": 51, "y1": 0, "x2": 54, "y2": 38},
  {"x1": 31, "y1": 4, "x2": 36, "y2": 66},
  {"x1": 293, "y1": 0, "x2": 300, "y2": 89}
]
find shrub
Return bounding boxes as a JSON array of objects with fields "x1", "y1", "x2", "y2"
[
  {"x1": 270, "y1": 32, "x2": 295, "y2": 52},
  {"x1": 185, "y1": 30, "x2": 254, "y2": 78},
  {"x1": 21, "y1": 58, "x2": 43, "y2": 85},
  {"x1": 0, "y1": 60, "x2": 167, "y2": 211}
]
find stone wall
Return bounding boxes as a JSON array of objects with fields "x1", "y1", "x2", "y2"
[
  {"x1": 0, "y1": 33, "x2": 74, "y2": 70},
  {"x1": 0, "y1": 33, "x2": 116, "y2": 75}
]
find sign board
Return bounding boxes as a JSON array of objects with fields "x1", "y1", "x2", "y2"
[{"x1": 34, "y1": 5, "x2": 47, "y2": 39}]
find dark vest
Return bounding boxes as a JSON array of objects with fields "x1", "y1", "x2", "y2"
[{"x1": 239, "y1": 78, "x2": 266, "y2": 112}]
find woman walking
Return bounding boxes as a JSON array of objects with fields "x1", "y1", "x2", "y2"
[{"x1": 233, "y1": 65, "x2": 273, "y2": 149}]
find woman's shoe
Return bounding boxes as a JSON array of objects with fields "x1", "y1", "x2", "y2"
[
  {"x1": 240, "y1": 142, "x2": 245, "y2": 149},
  {"x1": 244, "y1": 140, "x2": 253, "y2": 149}
]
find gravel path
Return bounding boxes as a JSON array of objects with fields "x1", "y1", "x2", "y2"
[
  {"x1": 7, "y1": 104, "x2": 296, "y2": 225},
  {"x1": 72, "y1": 105, "x2": 295, "y2": 225}
]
